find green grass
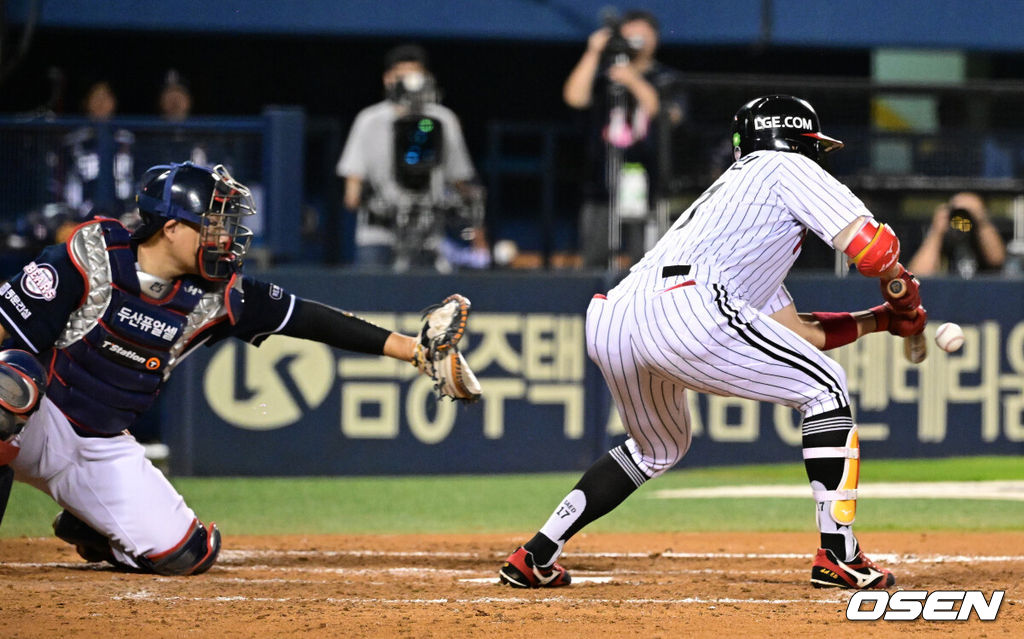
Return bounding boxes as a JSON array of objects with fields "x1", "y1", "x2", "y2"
[{"x1": 3, "y1": 456, "x2": 1022, "y2": 538}]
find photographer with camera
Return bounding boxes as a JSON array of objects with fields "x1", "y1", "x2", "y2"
[
  {"x1": 908, "y1": 191, "x2": 1007, "y2": 278},
  {"x1": 336, "y1": 44, "x2": 487, "y2": 271},
  {"x1": 563, "y1": 9, "x2": 687, "y2": 269}
]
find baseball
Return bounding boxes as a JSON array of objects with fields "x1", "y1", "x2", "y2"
[{"x1": 934, "y1": 322, "x2": 964, "y2": 353}]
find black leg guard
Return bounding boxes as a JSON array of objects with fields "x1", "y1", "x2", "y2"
[
  {"x1": 136, "y1": 519, "x2": 221, "y2": 576},
  {"x1": 52, "y1": 509, "x2": 121, "y2": 565}
]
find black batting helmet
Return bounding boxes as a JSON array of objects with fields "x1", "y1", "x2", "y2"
[{"x1": 731, "y1": 95, "x2": 844, "y2": 163}]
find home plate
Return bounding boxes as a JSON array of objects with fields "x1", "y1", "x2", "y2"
[{"x1": 461, "y1": 576, "x2": 615, "y2": 585}]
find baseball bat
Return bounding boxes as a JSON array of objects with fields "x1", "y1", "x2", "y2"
[{"x1": 885, "y1": 277, "x2": 927, "y2": 363}]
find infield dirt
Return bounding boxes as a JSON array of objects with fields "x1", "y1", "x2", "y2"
[{"x1": 1, "y1": 531, "x2": 1020, "y2": 638}]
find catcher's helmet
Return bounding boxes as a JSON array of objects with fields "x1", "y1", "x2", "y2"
[
  {"x1": 731, "y1": 95, "x2": 844, "y2": 163},
  {"x1": 133, "y1": 162, "x2": 255, "y2": 281}
]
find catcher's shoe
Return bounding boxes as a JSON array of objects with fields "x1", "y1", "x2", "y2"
[
  {"x1": 498, "y1": 546, "x2": 571, "y2": 588},
  {"x1": 810, "y1": 547, "x2": 895, "y2": 589},
  {"x1": 53, "y1": 509, "x2": 118, "y2": 565}
]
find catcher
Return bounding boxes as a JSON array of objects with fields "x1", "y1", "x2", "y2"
[{"x1": 0, "y1": 161, "x2": 480, "y2": 575}]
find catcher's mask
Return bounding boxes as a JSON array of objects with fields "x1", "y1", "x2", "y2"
[
  {"x1": 133, "y1": 162, "x2": 255, "y2": 281},
  {"x1": 731, "y1": 94, "x2": 844, "y2": 164}
]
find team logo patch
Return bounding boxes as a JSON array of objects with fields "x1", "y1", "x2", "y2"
[
  {"x1": 269, "y1": 284, "x2": 283, "y2": 300},
  {"x1": 21, "y1": 262, "x2": 59, "y2": 301}
]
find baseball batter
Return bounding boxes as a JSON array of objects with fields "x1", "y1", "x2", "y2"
[
  {"x1": 499, "y1": 95, "x2": 926, "y2": 590},
  {"x1": 0, "y1": 161, "x2": 480, "y2": 574}
]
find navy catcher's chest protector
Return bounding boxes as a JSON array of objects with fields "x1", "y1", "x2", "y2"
[{"x1": 44, "y1": 219, "x2": 229, "y2": 436}]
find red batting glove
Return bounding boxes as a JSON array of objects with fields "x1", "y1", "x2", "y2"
[
  {"x1": 870, "y1": 303, "x2": 927, "y2": 337},
  {"x1": 881, "y1": 266, "x2": 922, "y2": 313}
]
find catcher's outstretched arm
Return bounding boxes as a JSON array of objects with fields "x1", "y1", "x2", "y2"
[
  {"x1": 278, "y1": 294, "x2": 480, "y2": 402},
  {"x1": 278, "y1": 298, "x2": 394, "y2": 355}
]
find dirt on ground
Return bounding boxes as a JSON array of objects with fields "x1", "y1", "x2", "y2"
[{"x1": 1, "y1": 531, "x2": 1021, "y2": 638}]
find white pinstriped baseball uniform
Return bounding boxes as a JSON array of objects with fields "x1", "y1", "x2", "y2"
[{"x1": 587, "y1": 149, "x2": 871, "y2": 478}]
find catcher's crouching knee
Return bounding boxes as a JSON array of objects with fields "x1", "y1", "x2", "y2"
[{"x1": 138, "y1": 519, "x2": 221, "y2": 576}]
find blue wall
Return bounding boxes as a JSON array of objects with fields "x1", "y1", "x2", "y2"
[
  {"x1": 163, "y1": 270, "x2": 1024, "y2": 476},
  {"x1": 10, "y1": 0, "x2": 1024, "y2": 51}
]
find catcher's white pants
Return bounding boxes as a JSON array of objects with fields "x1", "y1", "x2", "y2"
[
  {"x1": 10, "y1": 397, "x2": 196, "y2": 566},
  {"x1": 586, "y1": 279, "x2": 849, "y2": 477}
]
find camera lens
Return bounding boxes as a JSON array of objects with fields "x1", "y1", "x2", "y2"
[{"x1": 948, "y1": 208, "x2": 973, "y2": 233}]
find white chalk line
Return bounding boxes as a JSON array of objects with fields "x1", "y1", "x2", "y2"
[
  {"x1": 7, "y1": 551, "x2": 1011, "y2": 608},
  {"x1": 651, "y1": 480, "x2": 1024, "y2": 501},
  {"x1": 216, "y1": 549, "x2": 1024, "y2": 565},
  {"x1": 5, "y1": 549, "x2": 1020, "y2": 574},
  {"x1": 109, "y1": 590, "x2": 849, "y2": 606},
  {"x1": 0, "y1": 563, "x2": 802, "y2": 579}
]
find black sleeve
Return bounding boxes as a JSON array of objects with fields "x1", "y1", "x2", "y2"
[{"x1": 279, "y1": 298, "x2": 392, "y2": 355}]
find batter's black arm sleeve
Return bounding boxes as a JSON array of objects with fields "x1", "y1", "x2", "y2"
[{"x1": 279, "y1": 298, "x2": 393, "y2": 356}]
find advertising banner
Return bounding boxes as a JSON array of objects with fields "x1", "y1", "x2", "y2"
[{"x1": 163, "y1": 271, "x2": 1024, "y2": 475}]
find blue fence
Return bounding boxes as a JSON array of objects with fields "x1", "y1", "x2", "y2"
[
  {"x1": 0, "y1": 108, "x2": 305, "y2": 272},
  {"x1": 161, "y1": 270, "x2": 1024, "y2": 476}
]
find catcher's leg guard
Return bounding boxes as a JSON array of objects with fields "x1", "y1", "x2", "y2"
[
  {"x1": 802, "y1": 407, "x2": 860, "y2": 560},
  {"x1": 136, "y1": 518, "x2": 221, "y2": 576}
]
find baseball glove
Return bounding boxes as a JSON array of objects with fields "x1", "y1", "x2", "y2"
[{"x1": 412, "y1": 294, "x2": 481, "y2": 402}]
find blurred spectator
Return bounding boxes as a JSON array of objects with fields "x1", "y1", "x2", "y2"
[
  {"x1": 54, "y1": 80, "x2": 135, "y2": 242},
  {"x1": 84, "y1": 80, "x2": 117, "y2": 121},
  {"x1": 336, "y1": 43, "x2": 488, "y2": 271},
  {"x1": 908, "y1": 192, "x2": 1007, "y2": 278},
  {"x1": 150, "y1": 70, "x2": 210, "y2": 166},
  {"x1": 563, "y1": 9, "x2": 687, "y2": 268},
  {"x1": 159, "y1": 70, "x2": 192, "y2": 122}
]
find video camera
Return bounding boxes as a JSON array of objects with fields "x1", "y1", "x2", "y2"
[
  {"x1": 393, "y1": 114, "x2": 444, "y2": 192},
  {"x1": 944, "y1": 207, "x2": 979, "y2": 278},
  {"x1": 600, "y1": 10, "x2": 642, "y2": 66}
]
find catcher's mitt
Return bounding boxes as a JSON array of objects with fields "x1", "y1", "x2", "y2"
[
  {"x1": 426, "y1": 349, "x2": 482, "y2": 403},
  {"x1": 412, "y1": 294, "x2": 481, "y2": 402}
]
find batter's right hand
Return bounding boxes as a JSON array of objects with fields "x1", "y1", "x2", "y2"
[
  {"x1": 871, "y1": 303, "x2": 927, "y2": 337},
  {"x1": 881, "y1": 265, "x2": 921, "y2": 314}
]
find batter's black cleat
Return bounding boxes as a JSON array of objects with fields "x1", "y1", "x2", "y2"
[
  {"x1": 52, "y1": 509, "x2": 118, "y2": 564},
  {"x1": 498, "y1": 546, "x2": 571, "y2": 588},
  {"x1": 811, "y1": 547, "x2": 895, "y2": 589}
]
